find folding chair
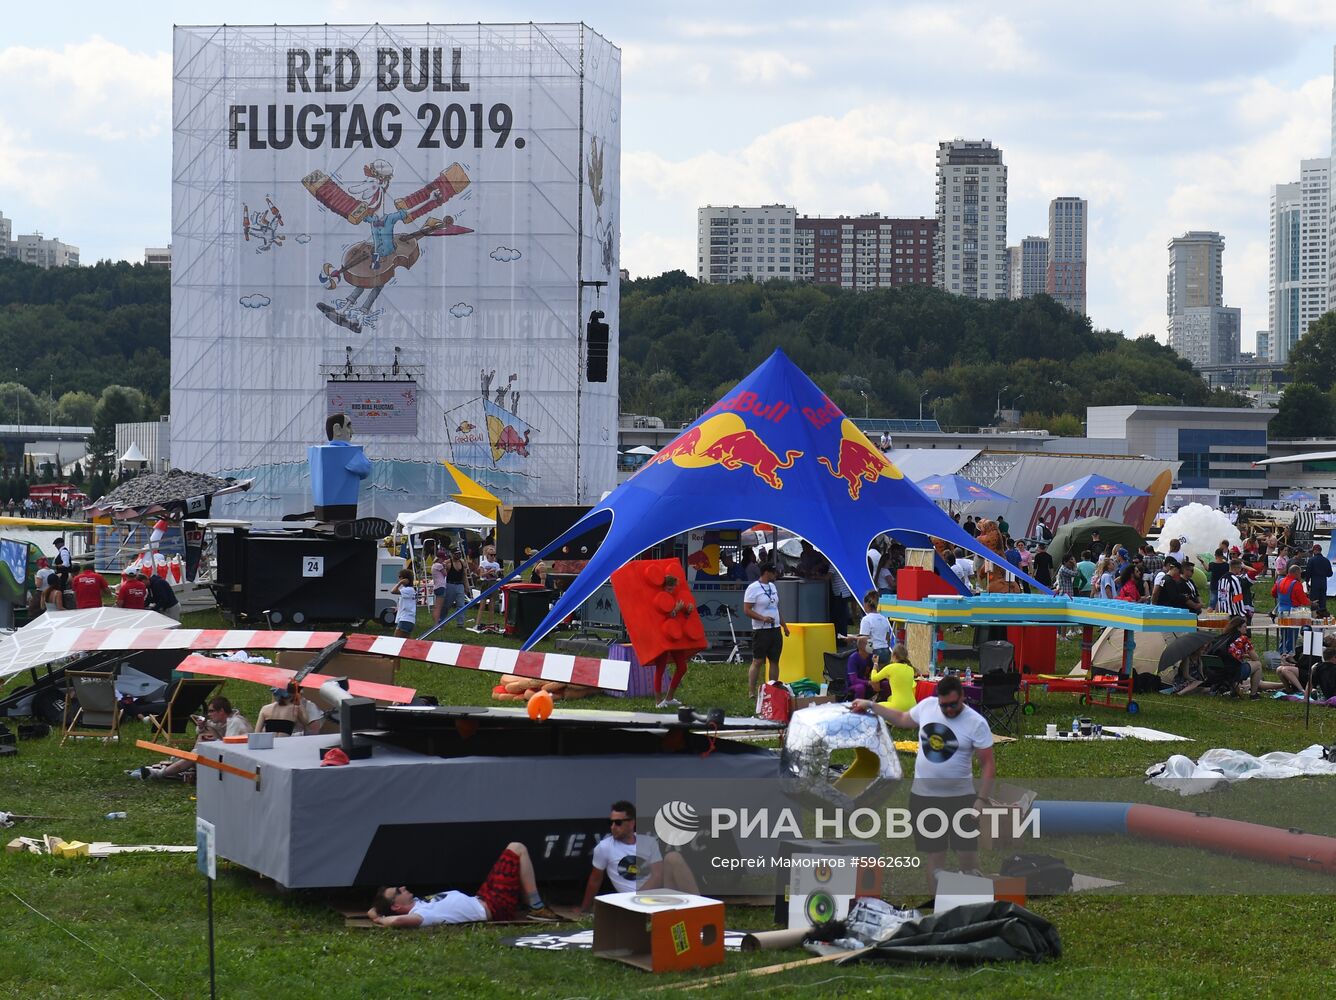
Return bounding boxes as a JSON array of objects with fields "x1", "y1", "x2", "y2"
[
  {"x1": 822, "y1": 650, "x2": 850, "y2": 701},
  {"x1": 61, "y1": 671, "x2": 121, "y2": 745},
  {"x1": 147, "y1": 678, "x2": 223, "y2": 745},
  {"x1": 978, "y1": 669, "x2": 1022, "y2": 737}
]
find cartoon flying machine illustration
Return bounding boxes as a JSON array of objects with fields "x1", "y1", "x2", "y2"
[
  {"x1": 242, "y1": 196, "x2": 286, "y2": 252},
  {"x1": 302, "y1": 160, "x2": 473, "y2": 333}
]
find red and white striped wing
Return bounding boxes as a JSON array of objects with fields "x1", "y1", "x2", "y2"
[
  {"x1": 45, "y1": 628, "x2": 343, "y2": 656},
  {"x1": 343, "y1": 635, "x2": 629, "y2": 691},
  {"x1": 174, "y1": 654, "x2": 416, "y2": 704}
]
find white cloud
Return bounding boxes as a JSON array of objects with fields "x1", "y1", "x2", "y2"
[
  {"x1": 675, "y1": 21, "x2": 767, "y2": 40},
  {"x1": 0, "y1": 36, "x2": 170, "y2": 141},
  {"x1": 622, "y1": 232, "x2": 696, "y2": 279},
  {"x1": 0, "y1": 112, "x2": 99, "y2": 210},
  {"x1": 626, "y1": 102, "x2": 942, "y2": 213},
  {"x1": 1259, "y1": 0, "x2": 1336, "y2": 28},
  {"x1": 737, "y1": 51, "x2": 812, "y2": 83}
]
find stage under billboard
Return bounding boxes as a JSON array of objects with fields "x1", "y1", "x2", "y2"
[{"x1": 171, "y1": 24, "x2": 621, "y2": 519}]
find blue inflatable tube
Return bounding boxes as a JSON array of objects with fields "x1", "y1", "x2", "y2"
[{"x1": 1030, "y1": 800, "x2": 1131, "y2": 836}]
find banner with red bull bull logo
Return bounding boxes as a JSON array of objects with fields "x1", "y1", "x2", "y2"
[{"x1": 452, "y1": 349, "x2": 1049, "y2": 649}]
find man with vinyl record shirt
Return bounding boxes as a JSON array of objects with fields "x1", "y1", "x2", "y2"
[{"x1": 852, "y1": 674, "x2": 995, "y2": 882}]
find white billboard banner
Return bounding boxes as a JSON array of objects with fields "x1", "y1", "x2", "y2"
[
  {"x1": 956, "y1": 453, "x2": 1177, "y2": 537},
  {"x1": 172, "y1": 25, "x2": 621, "y2": 519}
]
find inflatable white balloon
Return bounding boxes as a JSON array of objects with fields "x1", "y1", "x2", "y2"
[{"x1": 1156, "y1": 503, "x2": 1242, "y2": 562}]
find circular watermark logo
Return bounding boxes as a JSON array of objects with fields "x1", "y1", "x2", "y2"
[{"x1": 653, "y1": 800, "x2": 702, "y2": 847}]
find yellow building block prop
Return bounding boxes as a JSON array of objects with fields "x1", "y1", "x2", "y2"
[
  {"x1": 53, "y1": 840, "x2": 90, "y2": 858},
  {"x1": 777, "y1": 622, "x2": 835, "y2": 685}
]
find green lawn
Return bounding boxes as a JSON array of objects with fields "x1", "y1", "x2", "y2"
[{"x1": 3, "y1": 598, "x2": 1336, "y2": 999}]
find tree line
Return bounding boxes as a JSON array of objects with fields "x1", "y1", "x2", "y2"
[
  {"x1": 0, "y1": 257, "x2": 169, "y2": 420},
  {"x1": 620, "y1": 272, "x2": 1246, "y2": 427},
  {"x1": 1274, "y1": 313, "x2": 1336, "y2": 438},
  {"x1": 1, "y1": 259, "x2": 1260, "y2": 484}
]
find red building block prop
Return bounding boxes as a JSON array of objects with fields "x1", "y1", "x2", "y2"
[
  {"x1": 896, "y1": 566, "x2": 960, "y2": 602},
  {"x1": 1007, "y1": 626, "x2": 1057, "y2": 677},
  {"x1": 610, "y1": 559, "x2": 707, "y2": 666}
]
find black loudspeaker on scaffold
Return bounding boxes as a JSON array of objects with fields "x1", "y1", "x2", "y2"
[{"x1": 586, "y1": 310, "x2": 609, "y2": 382}]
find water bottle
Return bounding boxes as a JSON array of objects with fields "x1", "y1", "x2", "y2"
[{"x1": 105, "y1": 811, "x2": 127, "y2": 820}]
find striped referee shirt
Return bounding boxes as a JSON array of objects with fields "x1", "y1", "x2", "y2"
[{"x1": 1216, "y1": 573, "x2": 1245, "y2": 614}]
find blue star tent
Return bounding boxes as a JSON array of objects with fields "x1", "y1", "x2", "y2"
[{"x1": 440, "y1": 349, "x2": 1047, "y2": 648}]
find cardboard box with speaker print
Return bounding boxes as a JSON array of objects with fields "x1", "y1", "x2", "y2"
[
  {"x1": 593, "y1": 891, "x2": 725, "y2": 973},
  {"x1": 772, "y1": 838, "x2": 882, "y2": 929}
]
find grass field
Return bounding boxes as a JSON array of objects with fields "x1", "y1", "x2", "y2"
[{"x1": 3, "y1": 596, "x2": 1336, "y2": 999}]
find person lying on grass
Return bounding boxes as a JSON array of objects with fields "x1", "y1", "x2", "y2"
[{"x1": 368, "y1": 841, "x2": 559, "y2": 927}]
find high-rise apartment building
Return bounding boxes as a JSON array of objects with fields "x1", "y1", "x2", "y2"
[
  {"x1": 0, "y1": 212, "x2": 11, "y2": 249},
  {"x1": 1268, "y1": 158, "x2": 1329, "y2": 363},
  {"x1": 1007, "y1": 236, "x2": 1047, "y2": 299},
  {"x1": 8, "y1": 232, "x2": 79, "y2": 269},
  {"x1": 696, "y1": 205, "x2": 796, "y2": 284},
  {"x1": 794, "y1": 215, "x2": 935, "y2": 290},
  {"x1": 1329, "y1": 46, "x2": 1336, "y2": 313},
  {"x1": 144, "y1": 246, "x2": 172, "y2": 269},
  {"x1": 1256, "y1": 330, "x2": 1271, "y2": 361},
  {"x1": 1300, "y1": 158, "x2": 1329, "y2": 335},
  {"x1": 1270, "y1": 183, "x2": 1302, "y2": 364},
  {"x1": 1167, "y1": 231, "x2": 1239, "y2": 367},
  {"x1": 934, "y1": 140, "x2": 1008, "y2": 299},
  {"x1": 1047, "y1": 196, "x2": 1088, "y2": 315},
  {"x1": 1167, "y1": 231, "x2": 1224, "y2": 314}
]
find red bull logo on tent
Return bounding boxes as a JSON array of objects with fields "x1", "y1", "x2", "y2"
[
  {"x1": 503, "y1": 348, "x2": 1050, "y2": 652},
  {"x1": 642, "y1": 413, "x2": 802, "y2": 489},
  {"x1": 817, "y1": 418, "x2": 903, "y2": 500}
]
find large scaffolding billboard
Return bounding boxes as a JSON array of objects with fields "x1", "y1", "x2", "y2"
[{"x1": 171, "y1": 24, "x2": 620, "y2": 519}]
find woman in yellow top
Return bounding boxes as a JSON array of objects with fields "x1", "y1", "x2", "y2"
[{"x1": 870, "y1": 646, "x2": 919, "y2": 712}]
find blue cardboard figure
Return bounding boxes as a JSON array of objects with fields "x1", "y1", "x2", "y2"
[{"x1": 309, "y1": 413, "x2": 372, "y2": 522}]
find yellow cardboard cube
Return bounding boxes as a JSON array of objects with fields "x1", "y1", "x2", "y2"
[{"x1": 778, "y1": 622, "x2": 836, "y2": 685}]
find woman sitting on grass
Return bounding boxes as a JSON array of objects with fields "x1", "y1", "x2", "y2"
[{"x1": 1207, "y1": 617, "x2": 1280, "y2": 700}]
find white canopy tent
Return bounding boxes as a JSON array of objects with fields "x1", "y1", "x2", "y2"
[{"x1": 395, "y1": 500, "x2": 495, "y2": 535}]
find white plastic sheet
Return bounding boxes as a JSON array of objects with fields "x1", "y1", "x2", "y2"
[{"x1": 1146, "y1": 745, "x2": 1336, "y2": 795}]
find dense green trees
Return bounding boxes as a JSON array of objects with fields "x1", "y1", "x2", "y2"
[
  {"x1": 0, "y1": 257, "x2": 1255, "y2": 440},
  {"x1": 0, "y1": 257, "x2": 169, "y2": 419},
  {"x1": 619, "y1": 275, "x2": 1246, "y2": 426},
  {"x1": 1274, "y1": 313, "x2": 1336, "y2": 438}
]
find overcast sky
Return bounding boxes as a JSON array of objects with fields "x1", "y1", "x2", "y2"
[{"x1": 3, "y1": 1, "x2": 1335, "y2": 352}]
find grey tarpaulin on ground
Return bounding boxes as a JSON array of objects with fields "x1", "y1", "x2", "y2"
[{"x1": 836, "y1": 901, "x2": 1062, "y2": 964}]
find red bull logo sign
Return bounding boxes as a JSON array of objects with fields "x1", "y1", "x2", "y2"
[
  {"x1": 817, "y1": 418, "x2": 902, "y2": 500},
  {"x1": 644, "y1": 413, "x2": 802, "y2": 489},
  {"x1": 705, "y1": 390, "x2": 791, "y2": 423}
]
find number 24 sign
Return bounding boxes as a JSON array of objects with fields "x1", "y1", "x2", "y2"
[{"x1": 302, "y1": 556, "x2": 325, "y2": 578}]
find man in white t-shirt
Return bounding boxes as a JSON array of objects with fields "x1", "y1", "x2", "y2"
[
  {"x1": 743, "y1": 563, "x2": 788, "y2": 699},
  {"x1": 368, "y1": 841, "x2": 558, "y2": 927},
  {"x1": 852, "y1": 675, "x2": 995, "y2": 885},
  {"x1": 856, "y1": 590, "x2": 895, "y2": 664},
  {"x1": 579, "y1": 800, "x2": 698, "y2": 912}
]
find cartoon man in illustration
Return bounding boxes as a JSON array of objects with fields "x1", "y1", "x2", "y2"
[{"x1": 303, "y1": 160, "x2": 473, "y2": 333}]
